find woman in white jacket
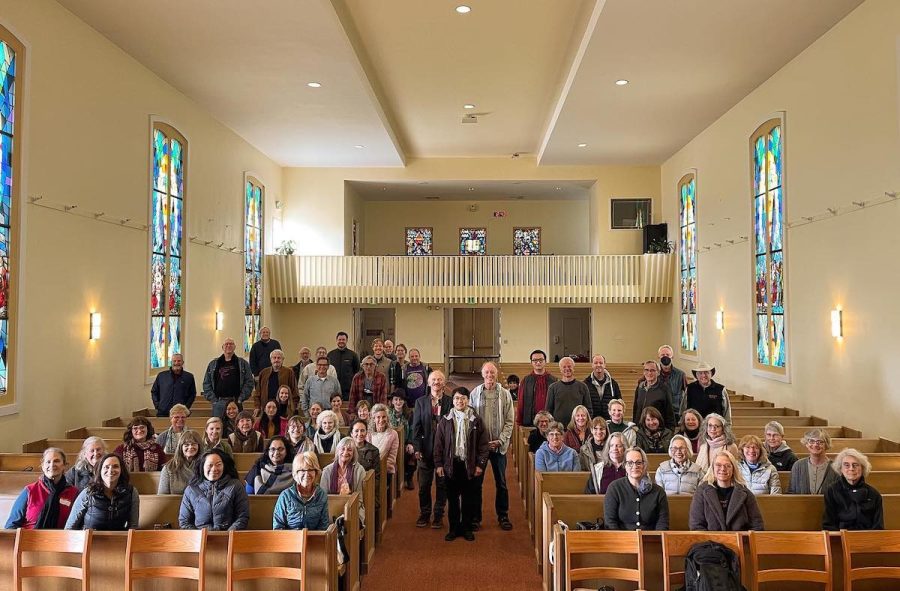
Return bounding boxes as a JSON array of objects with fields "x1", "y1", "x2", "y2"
[
  {"x1": 654, "y1": 434, "x2": 703, "y2": 495},
  {"x1": 737, "y1": 434, "x2": 781, "y2": 495}
]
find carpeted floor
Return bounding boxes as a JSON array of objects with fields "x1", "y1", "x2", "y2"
[{"x1": 364, "y1": 387, "x2": 542, "y2": 591}]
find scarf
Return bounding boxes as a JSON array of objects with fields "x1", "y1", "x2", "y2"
[
  {"x1": 253, "y1": 460, "x2": 292, "y2": 495},
  {"x1": 122, "y1": 440, "x2": 162, "y2": 472},
  {"x1": 330, "y1": 460, "x2": 355, "y2": 493},
  {"x1": 451, "y1": 407, "x2": 474, "y2": 461},
  {"x1": 36, "y1": 476, "x2": 68, "y2": 529},
  {"x1": 314, "y1": 429, "x2": 339, "y2": 453}
]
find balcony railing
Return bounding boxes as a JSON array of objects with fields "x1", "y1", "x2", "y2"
[{"x1": 266, "y1": 254, "x2": 675, "y2": 305}]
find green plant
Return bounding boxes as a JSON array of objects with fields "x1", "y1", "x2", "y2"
[
  {"x1": 648, "y1": 238, "x2": 675, "y2": 254},
  {"x1": 275, "y1": 240, "x2": 296, "y2": 255}
]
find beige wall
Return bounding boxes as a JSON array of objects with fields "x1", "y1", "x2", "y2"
[
  {"x1": 660, "y1": 0, "x2": 900, "y2": 437},
  {"x1": 281, "y1": 159, "x2": 659, "y2": 256},
  {"x1": 363, "y1": 199, "x2": 589, "y2": 255},
  {"x1": 0, "y1": 1, "x2": 281, "y2": 451}
]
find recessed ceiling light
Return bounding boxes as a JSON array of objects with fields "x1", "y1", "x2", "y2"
[
  {"x1": 577, "y1": 143, "x2": 588, "y2": 148},
  {"x1": 381, "y1": 187, "x2": 387, "y2": 191},
  {"x1": 353, "y1": 145, "x2": 365, "y2": 149},
  {"x1": 307, "y1": 82, "x2": 322, "y2": 88},
  {"x1": 615, "y1": 79, "x2": 629, "y2": 86},
  {"x1": 555, "y1": 187, "x2": 562, "y2": 191},
  {"x1": 463, "y1": 104, "x2": 476, "y2": 110},
  {"x1": 468, "y1": 187, "x2": 475, "y2": 191},
  {"x1": 456, "y1": 5, "x2": 471, "y2": 14}
]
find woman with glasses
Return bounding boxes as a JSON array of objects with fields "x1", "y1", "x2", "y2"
[
  {"x1": 823, "y1": 448, "x2": 884, "y2": 530},
  {"x1": 528, "y1": 411, "x2": 554, "y2": 454},
  {"x1": 285, "y1": 415, "x2": 316, "y2": 454},
  {"x1": 114, "y1": 416, "x2": 166, "y2": 472},
  {"x1": 535, "y1": 422, "x2": 579, "y2": 472},
  {"x1": 695, "y1": 413, "x2": 738, "y2": 472},
  {"x1": 245, "y1": 435, "x2": 295, "y2": 495},
  {"x1": 763, "y1": 420, "x2": 799, "y2": 471},
  {"x1": 788, "y1": 429, "x2": 839, "y2": 494},
  {"x1": 737, "y1": 435, "x2": 781, "y2": 495},
  {"x1": 604, "y1": 447, "x2": 669, "y2": 530},
  {"x1": 273, "y1": 451, "x2": 330, "y2": 531},
  {"x1": 156, "y1": 404, "x2": 190, "y2": 456},
  {"x1": 655, "y1": 434, "x2": 703, "y2": 495}
]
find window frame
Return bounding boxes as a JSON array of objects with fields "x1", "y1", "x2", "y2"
[
  {"x1": 610, "y1": 198, "x2": 652, "y2": 230},
  {"x1": 244, "y1": 174, "x2": 265, "y2": 354},
  {"x1": 678, "y1": 171, "x2": 699, "y2": 358}
]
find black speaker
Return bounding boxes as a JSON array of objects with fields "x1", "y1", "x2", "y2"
[{"x1": 643, "y1": 223, "x2": 668, "y2": 254}]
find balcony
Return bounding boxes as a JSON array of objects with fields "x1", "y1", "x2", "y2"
[{"x1": 266, "y1": 254, "x2": 675, "y2": 305}]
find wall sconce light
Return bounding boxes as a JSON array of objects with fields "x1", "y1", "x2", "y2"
[
  {"x1": 831, "y1": 308, "x2": 843, "y2": 338},
  {"x1": 89, "y1": 312, "x2": 102, "y2": 340},
  {"x1": 715, "y1": 309, "x2": 725, "y2": 331},
  {"x1": 215, "y1": 311, "x2": 224, "y2": 331}
]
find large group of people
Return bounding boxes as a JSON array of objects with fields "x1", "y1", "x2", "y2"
[{"x1": 4, "y1": 334, "x2": 886, "y2": 540}]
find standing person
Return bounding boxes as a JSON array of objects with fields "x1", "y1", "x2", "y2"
[
  {"x1": 633, "y1": 360, "x2": 676, "y2": 430},
  {"x1": 202, "y1": 337, "x2": 254, "y2": 419},
  {"x1": 5, "y1": 448, "x2": 79, "y2": 529},
  {"x1": 368, "y1": 405, "x2": 399, "y2": 502},
  {"x1": 252, "y1": 350, "x2": 299, "y2": 413},
  {"x1": 469, "y1": 362, "x2": 515, "y2": 532},
  {"x1": 273, "y1": 452, "x2": 330, "y2": 531},
  {"x1": 535, "y1": 422, "x2": 580, "y2": 472},
  {"x1": 403, "y1": 348, "x2": 431, "y2": 406},
  {"x1": 229, "y1": 410, "x2": 264, "y2": 454},
  {"x1": 584, "y1": 354, "x2": 621, "y2": 420},
  {"x1": 689, "y1": 450, "x2": 765, "y2": 531},
  {"x1": 695, "y1": 413, "x2": 739, "y2": 472},
  {"x1": 605, "y1": 447, "x2": 669, "y2": 530},
  {"x1": 65, "y1": 437, "x2": 108, "y2": 490},
  {"x1": 412, "y1": 370, "x2": 452, "y2": 529},
  {"x1": 682, "y1": 361, "x2": 731, "y2": 422},
  {"x1": 303, "y1": 356, "x2": 342, "y2": 416},
  {"x1": 156, "y1": 404, "x2": 190, "y2": 456},
  {"x1": 159, "y1": 430, "x2": 203, "y2": 494},
  {"x1": 65, "y1": 453, "x2": 139, "y2": 530},
  {"x1": 383, "y1": 339, "x2": 397, "y2": 361},
  {"x1": 434, "y1": 387, "x2": 490, "y2": 542},
  {"x1": 788, "y1": 429, "x2": 839, "y2": 495},
  {"x1": 151, "y1": 353, "x2": 197, "y2": 416},
  {"x1": 115, "y1": 417, "x2": 166, "y2": 472},
  {"x1": 348, "y1": 356, "x2": 388, "y2": 417},
  {"x1": 546, "y1": 357, "x2": 592, "y2": 425},
  {"x1": 387, "y1": 344, "x2": 408, "y2": 397},
  {"x1": 299, "y1": 347, "x2": 336, "y2": 392},
  {"x1": 248, "y1": 326, "x2": 282, "y2": 378},
  {"x1": 179, "y1": 449, "x2": 249, "y2": 531},
  {"x1": 328, "y1": 331, "x2": 360, "y2": 401},
  {"x1": 763, "y1": 420, "x2": 799, "y2": 471},
  {"x1": 657, "y1": 345, "x2": 687, "y2": 421},
  {"x1": 515, "y1": 349, "x2": 557, "y2": 427},
  {"x1": 823, "y1": 448, "x2": 884, "y2": 531},
  {"x1": 388, "y1": 391, "x2": 416, "y2": 490},
  {"x1": 371, "y1": 338, "x2": 392, "y2": 376},
  {"x1": 291, "y1": 346, "x2": 313, "y2": 383}
]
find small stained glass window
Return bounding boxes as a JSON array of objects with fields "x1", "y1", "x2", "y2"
[
  {"x1": 459, "y1": 228, "x2": 486, "y2": 255},
  {"x1": 405, "y1": 227, "x2": 432, "y2": 256},
  {"x1": 513, "y1": 227, "x2": 540, "y2": 256}
]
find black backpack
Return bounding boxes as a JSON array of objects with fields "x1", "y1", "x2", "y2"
[{"x1": 682, "y1": 541, "x2": 745, "y2": 591}]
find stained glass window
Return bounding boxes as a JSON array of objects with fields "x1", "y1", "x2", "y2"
[
  {"x1": 405, "y1": 227, "x2": 432, "y2": 256},
  {"x1": 0, "y1": 27, "x2": 22, "y2": 403},
  {"x1": 679, "y1": 174, "x2": 697, "y2": 354},
  {"x1": 149, "y1": 124, "x2": 185, "y2": 370},
  {"x1": 751, "y1": 118, "x2": 786, "y2": 372},
  {"x1": 245, "y1": 177, "x2": 264, "y2": 353},
  {"x1": 513, "y1": 227, "x2": 540, "y2": 256},
  {"x1": 459, "y1": 228, "x2": 486, "y2": 255}
]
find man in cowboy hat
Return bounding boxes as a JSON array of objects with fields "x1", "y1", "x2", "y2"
[{"x1": 681, "y1": 361, "x2": 731, "y2": 422}]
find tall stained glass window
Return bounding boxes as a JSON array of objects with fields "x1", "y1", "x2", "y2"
[
  {"x1": 0, "y1": 26, "x2": 23, "y2": 404},
  {"x1": 149, "y1": 123, "x2": 186, "y2": 370},
  {"x1": 244, "y1": 177, "x2": 264, "y2": 353},
  {"x1": 751, "y1": 118, "x2": 786, "y2": 372},
  {"x1": 679, "y1": 173, "x2": 697, "y2": 354},
  {"x1": 459, "y1": 228, "x2": 486, "y2": 255}
]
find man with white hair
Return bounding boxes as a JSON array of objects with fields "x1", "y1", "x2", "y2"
[
  {"x1": 546, "y1": 357, "x2": 592, "y2": 425},
  {"x1": 383, "y1": 339, "x2": 397, "y2": 361},
  {"x1": 248, "y1": 326, "x2": 282, "y2": 377},
  {"x1": 348, "y1": 355, "x2": 388, "y2": 417},
  {"x1": 291, "y1": 346, "x2": 313, "y2": 382},
  {"x1": 252, "y1": 348, "x2": 299, "y2": 412}
]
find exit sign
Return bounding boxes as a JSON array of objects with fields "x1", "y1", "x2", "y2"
[{"x1": 493, "y1": 210, "x2": 507, "y2": 218}]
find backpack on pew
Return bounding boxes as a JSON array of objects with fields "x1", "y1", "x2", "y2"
[{"x1": 681, "y1": 541, "x2": 745, "y2": 591}]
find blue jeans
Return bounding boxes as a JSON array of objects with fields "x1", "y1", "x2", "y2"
[{"x1": 475, "y1": 450, "x2": 509, "y2": 522}]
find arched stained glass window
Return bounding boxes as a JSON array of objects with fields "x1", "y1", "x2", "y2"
[
  {"x1": 679, "y1": 173, "x2": 697, "y2": 354},
  {"x1": 0, "y1": 26, "x2": 23, "y2": 406},
  {"x1": 244, "y1": 176, "x2": 264, "y2": 353},
  {"x1": 751, "y1": 117, "x2": 787, "y2": 372},
  {"x1": 149, "y1": 123, "x2": 186, "y2": 370}
]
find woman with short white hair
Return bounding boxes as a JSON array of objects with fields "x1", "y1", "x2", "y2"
[
  {"x1": 313, "y1": 409, "x2": 340, "y2": 453},
  {"x1": 823, "y1": 448, "x2": 884, "y2": 530},
  {"x1": 788, "y1": 428, "x2": 838, "y2": 494},
  {"x1": 763, "y1": 420, "x2": 798, "y2": 471},
  {"x1": 655, "y1": 434, "x2": 703, "y2": 495}
]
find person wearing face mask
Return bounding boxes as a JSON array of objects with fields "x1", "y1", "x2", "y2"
[
  {"x1": 5, "y1": 448, "x2": 79, "y2": 529},
  {"x1": 65, "y1": 437, "x2": 108, "y2": 490},
  {"x1": 682, "y1": 361, "x2": 731, "y2": 422},
  {"x1": 823, "y1": 448, "x2": 884, "y2": 531},
  {"x1": 65, "y1": 453, "x2": 139, "y2": 530},
  {"x1": 656, "y1": 345, "x2": 687, "y2": 421},
  {"x1": 273, "y1": 452, "x2": 330, "y2": 531},
  {"x1": 158, "y1": 430, "x2": 203, "y2": 494},
  {"x1": 151, "y1": 353, "x2": 197, "y2": 416},
  {"x1": 605, "y1": 447, "x2": 669, "y2": 530},
  {"x1": 179, "y1": 449, "x2": 249, "y2": 531},
  {"x1": 655, "y1": 434, "x2": 703, "y2": 495}
]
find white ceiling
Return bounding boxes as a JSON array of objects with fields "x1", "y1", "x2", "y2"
[
  {"x1": 348, "y1": 179, "x2": 593, "y2": 201},
  {"x1": 58, "y1": 0, "x2": 864, "y2": 167}
]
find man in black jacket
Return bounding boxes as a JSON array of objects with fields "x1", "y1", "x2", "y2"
[
  {"x1": 411, "y1": 370, "x2": 452, "y2": 529},
  {"x1": 583, "y1": 354, "x2": 621, "y2": 420},
  {"x1": 633, "y1": 360, "x2": 676, "y2": 429},
  {"x1": 248, "y1": 326, "x2": 282, "y2": 377},
  {"x1": 327, "y1": 331, "x2": 360, "y2": 401},
  {"x1": 151, "y1": 353, "x2": 197, "y2": 416}
]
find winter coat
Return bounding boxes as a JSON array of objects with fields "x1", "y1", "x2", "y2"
[
  {"x1": 273, "y1": 484, "x2": 330, "y2": 531},
  {"x1": 64, "y1": 485, "x2": 139, "y2": 530},
  {"x1": 635, "y1": 428, "x2": 674, "y2": 455},
  {"x1": 178, "y1": 475, "x2": 249, "y2": 530},
  {"x1": 151, "y1": 369, "x2": 197, "y2": 415},
  {"x1": 739, "y1": 460, "x2": 782, "y2": 495},
  {"x1": 535, "y1": 441, "x2": 580, "y2": 472},
  {"x1": 64, "y1": 465, "x2": 94, "y2": 491},
  {"x1": 688, "y1": 482, "x2": 765, "y2": 531},
  {"x1": 433, "y1": 409, "x2": 490, "y2": 480},
  {"x1": 633, "y1": 380, "x2": 676, "y2": 429},
  {"x1": 766, "y1": 443, "x2": 798, "y2": 471},
  {"x1": 823, "y1": 476, "x2": 884, "y2": 530},
  {"x1": 654, "y1": 460, "x2": 703, "y2": 495},
  {"x1": 583, "y1": 372, "x2": 621, "y2": 420}
]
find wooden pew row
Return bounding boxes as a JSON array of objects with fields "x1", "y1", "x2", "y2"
[
  {"x1": 541, "y1": 493, "x2": 900, "y2": 591},
  {"x1": 0, "y1": 493, "x2": 359, "y2": 591}
]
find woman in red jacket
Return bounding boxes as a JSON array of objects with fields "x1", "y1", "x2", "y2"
[{"x1": 5, "y1": 448, "x2": 79, "y2": 529}]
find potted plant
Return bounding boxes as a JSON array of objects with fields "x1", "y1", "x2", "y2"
[{"x1": 275, "y1": 240, "x2": 296, "y2": 255}]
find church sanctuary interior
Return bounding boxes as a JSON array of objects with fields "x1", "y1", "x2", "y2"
[{"x1": 2, "y1": 0, "x2": 900, "y2": 589}]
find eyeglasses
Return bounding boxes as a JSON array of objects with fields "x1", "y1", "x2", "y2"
[
  {"x1": 547, "y1": 432, "x2": 563, "y2": 437},
  {"x1": 362, "y1": 362, "x2": 375, "y2": 366},
  {"x1": 131, "y1": 425, "x2": 148, "y2": 430},
  {"x1": 625, "y1": 460, "x2": 645, "y2": 468},
  {"x1": 806, "y1": 439, "x2": 825, "y2": 447},
  {"x1": 530, "y1": 358, "x2": 545, "y2": 363},
  {"x1": 269, "y1": 447, "x2": 287, "y2": 453},
  {"x1": 295, "y1": 469, "x2": 317, "y2": 474},
  {"x1": 643, "y1": 368, "x2": 658, "y2": 373}
]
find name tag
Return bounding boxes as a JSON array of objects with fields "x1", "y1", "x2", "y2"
[{"x1": 60, "y1": 498, "x2": 72, "y2": 507}]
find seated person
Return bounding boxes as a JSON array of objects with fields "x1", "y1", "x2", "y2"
[
  {"x1": 223, "y1": 400, "x2": 241, "y2": 439},
  {"x1": 245, "y1": 436, "x2": 295, "y2": 496},
  {"x1": 65, "y1": 453, "x2": 139, "y2": 530},
  {"x1": 368, "y1": 405, "x2": 400, "y2": 500},
  {"x1": 330, "y1": 394, "x2": 352, "y2": 427},
  {"x1": 585, "y1": 432, "x2": 627, "y2": 495},
  {"x1": 5, "y1": 448, "x2": 79, "y2": 529},
  {"x1": 763, "y1": 420, "x2": 798, "y2": 471},
  {"x1": 605, "y1": 398, "x2": 637, "y2": 448},
  {"x1": 229, "y1": 410, "x2": 264, "y2": 453},
  {"x1": 305, "y1": 402, "x2": 323, "y2": 434},
  {"x1": 635, "y1": 406, "x2": 674, "y2": 454},
  {"x1": 202, "y1": 417, "x2": 234, "y2": 456},
  {"x1": 274, "y1": 384, "x2": 296, "y2": 418},
  {"x1": 688, "y1": 449, "x2": 764, "y2": 531},
  {"x1": 535, "y1": 422, "x2": 580, "y2": 472},
  {"x1": 695, "y1": 413, "x2": 738, "y2": 472},
  {"x1": 355, "y1": 399, "x2": 372, "y2": 423},
  {"x1": 737, "y1": 435, "x2": 781, "y2": 495},
  {"x1": 655, "y1": 434, "x2": 703, "y2": 495},
  {"x1": 313, "y1": 410, "x2": 340, "y2": 453},
  {"x1": 65, "y1": 436, "x2": 107, "y2": 490},
  {"x1": 254, "y1": 400, "x2": 287, "y2": 440},
  {"x1": 273, "y1": 451, "x2": 330, "y2": 531},
  {"x1": 528, "y1": 411, "x2": 553, "y2": 454},
  {"x1": 823, "y1": 448, "x2": 884, "y2": 530},
  {"x1": 563, "y1": 405, "x2": 591, "y2": 450},
  {"x1": 321, "y1": 437, "x2": 368, "y2": 523},
  {"x1": 155, "y1": 404, "x2": 190, "y2": 456},
  {"x1": 579, "y1": 418, "x2": 609, "y2": 470},
  {"x1": 675, "y1": 408, "x2": 704, "y2": 454},
  {"x1": 605, "y1": 447, "x2": 669, "y2": 530},
  {"x1": 788, "y1": 428, "x2": 839, "y2": 495},
  {"x1": 158, "y1": 430, "x2": 203, "y2": 494},
  {"x1": 285, "y1": 415, "x2": 316, "y2": 454},
  {"x1": 179, "y1": 449, "x2": 249, "y2": 531},
  {"x1": 505, "y1": 374, "x2": 520, "y2": 401},
  {"x1": 114, "y1": 416, "x2": 167, "y2": 472}
]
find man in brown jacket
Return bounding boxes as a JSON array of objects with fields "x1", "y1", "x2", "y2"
[{"x1": 252, "y1": 349, "x2": 299, "y2": 414}]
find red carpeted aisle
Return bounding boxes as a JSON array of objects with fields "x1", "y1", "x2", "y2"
[{"x1": 364, "y1": 449, "x2": 542, "y2": 591}]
